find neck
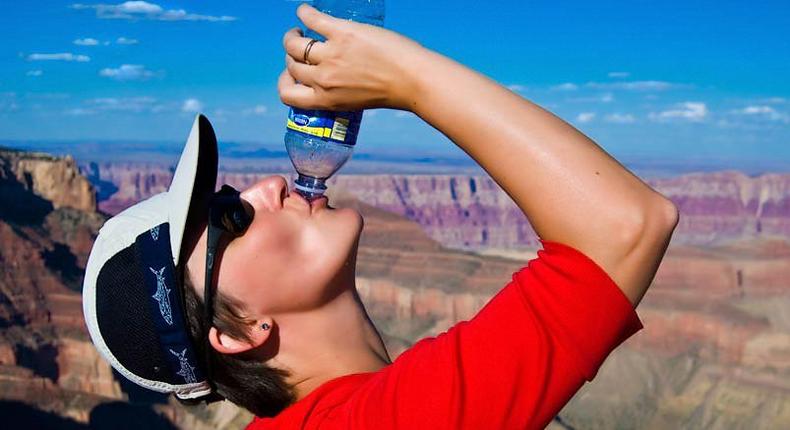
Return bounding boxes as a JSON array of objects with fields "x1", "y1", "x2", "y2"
[{"x1": 270, "y1": 279, "x2": 392, "y2": 401}]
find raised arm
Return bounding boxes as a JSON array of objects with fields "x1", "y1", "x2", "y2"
[
  {"x1": 279, "y1": 4, "x2": 679, "y2": 306},
  {"x1": 403, "y1": 51, "x2": 679, "y2": 306}
]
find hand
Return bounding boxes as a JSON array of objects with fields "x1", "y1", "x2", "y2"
[{"x1": 278, "y1": 4, "x2": 426, "y2": 112}]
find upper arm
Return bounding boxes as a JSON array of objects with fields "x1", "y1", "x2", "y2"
[{"x1": 573, "y1": 196, "x2": 680, "y2": 307}]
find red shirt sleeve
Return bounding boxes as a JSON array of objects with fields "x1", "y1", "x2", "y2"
[{"x1": 250, "y1": 239, "x2": 643, "y2": 429}]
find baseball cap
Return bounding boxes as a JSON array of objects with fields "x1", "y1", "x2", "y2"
[{"x1": 82, "y1": 114, "x2": 218, "y2": 400}]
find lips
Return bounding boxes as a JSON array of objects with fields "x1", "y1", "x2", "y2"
[
  {"x1": 287, "y1": 192, "x2": 329, "y2": 215},
  {"x1": 310, "y1": 196, "x2": 329, "y2": 214}
]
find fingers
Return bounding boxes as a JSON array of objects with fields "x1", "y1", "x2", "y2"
[
  {"x1": 296, "y1": 4, "x2": 343, "y2": 39},
  {"x1": 283, "y1": 26, "x2": 327, "y2": 65},
  {"x1": 285, "y1": 54, "x2": 317, "y2": 87},
  {"x1": 278, "y1": 69, "x2": 320, "y2": 109}
]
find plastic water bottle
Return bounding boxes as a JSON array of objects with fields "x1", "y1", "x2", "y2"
[{"x1": 285, "y1": 0, "x2": 386, "y2": 200}]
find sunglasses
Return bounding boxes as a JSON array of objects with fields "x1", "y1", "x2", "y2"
[{"x1": 203, "y1": 184, "x2": 254, "y2": 388}]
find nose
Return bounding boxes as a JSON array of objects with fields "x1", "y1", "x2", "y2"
[{"x1": 239, "y1": 175, "x2": 289, "y2": 212}]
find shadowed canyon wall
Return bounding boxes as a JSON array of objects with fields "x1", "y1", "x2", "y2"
[{"x1": 1, "y1": 152, "x2": 788, "y2": 429}]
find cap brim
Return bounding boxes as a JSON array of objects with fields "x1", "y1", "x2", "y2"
[{"x1": 167, "y1": 114, "x2": 218, "y2": 266}]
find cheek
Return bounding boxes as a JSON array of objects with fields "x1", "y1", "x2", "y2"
[
  {"x1": 218, "y1": 219, "x2": 300, "y2": 306},
  {"x1": 218, "y1": 209, "x2": 364, "y2": 315}
]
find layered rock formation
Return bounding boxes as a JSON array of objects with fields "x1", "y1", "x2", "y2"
[
  {"x1": 3, "y1": 148, "x2": 95, "y2": 213},
  {"x1": 0, "y1": 149, "x2": 252, "y2": 429},
  {"x1": 88, "y1": 162, "x2": 790, "y2": 250},
  {"x1": 4, "y1": 152, "x2": 790, "y2": 429},
  {"x1": 0, "y1": 147, "x2": 118, "y2": 423}
]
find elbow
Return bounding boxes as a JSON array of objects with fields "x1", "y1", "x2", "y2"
[
  {"x1": 615, "y1": 194, "x2": 679, "y2": 246},
  {"x1": 654, "y1": 195, "x2": 680, "y2": 233},
  {"x1": 629, "y1": 195, "x2": 680, "y2": 244}
]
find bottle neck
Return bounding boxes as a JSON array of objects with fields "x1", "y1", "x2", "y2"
[{"x1": 294, "y1": 174, "x2": 328, "y2": 201}]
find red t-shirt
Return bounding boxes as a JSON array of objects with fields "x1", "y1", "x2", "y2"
[{"x1": 247, "y1": 239, "x2": 643, "y2": 429}]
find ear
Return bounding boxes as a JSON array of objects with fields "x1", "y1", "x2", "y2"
[{"x1": 207, "y1": 318, "x2": 274, "y2": 355}]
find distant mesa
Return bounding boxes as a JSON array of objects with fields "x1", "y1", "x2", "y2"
[
  {"x1": 2, "y1": 146, "x2": 790, "y2": 429},
  {"x1": 87, "y1": 160, "x2": 790, "y2": 250}
]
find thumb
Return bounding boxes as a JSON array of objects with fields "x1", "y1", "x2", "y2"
[{"x1": 297, "y1": 3, "x2": 343, "y2": 39}]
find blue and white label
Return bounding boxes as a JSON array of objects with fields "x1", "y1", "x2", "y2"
[{"x1": 286, "y1": 108, "x2": 363, "y2": 145}]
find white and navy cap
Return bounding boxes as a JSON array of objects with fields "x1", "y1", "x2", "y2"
[{"x1": 82, "y1": 114, "x2": 217, "y2": 400}]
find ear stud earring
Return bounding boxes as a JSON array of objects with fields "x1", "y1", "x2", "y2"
[{"x1": 261, "y1": 323, "x2": 270, "y2": 331}]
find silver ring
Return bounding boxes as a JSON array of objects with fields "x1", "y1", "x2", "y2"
[{"x1": 303, "y1": 38, "x2": 318, "y2": 65}]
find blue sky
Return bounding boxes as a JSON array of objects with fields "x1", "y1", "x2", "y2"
[{"x1": 1, "y1": 0, "x2": 789, "y2": 170}]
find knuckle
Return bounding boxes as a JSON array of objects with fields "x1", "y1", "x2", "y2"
[
  {"x1": 284, "y1": 38, "x2": 298, "y2": 54},
  {"x1": 315, "y1": 69, "x2": 338, "y2": 89},
  {"x1": 314, "y1": 69, "x2": 329, "y2": 88},
  {"x1": 336, "y1": 26, "x2": 355, "y2": 44}
]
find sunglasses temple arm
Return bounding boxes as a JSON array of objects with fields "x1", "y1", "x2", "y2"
[{"x1": 203, "y1": 222, "x2": 222, "y2": 386}]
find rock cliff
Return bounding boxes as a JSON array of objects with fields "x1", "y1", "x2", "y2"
[
  {"x1": 0, "y1": 149, "x2": 251, "y2": 429},
  {"x1": 89, "y1": 163, "x2": 790, "y2": 250},
  {"x1": 2, "y1": 148, "x2": 95, "y2": 213},
  {"x1": 3, "y1": 153, "x2": 790, "y2": 429}
]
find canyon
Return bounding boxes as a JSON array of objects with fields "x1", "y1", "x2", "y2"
[
  {"x1": 1, "y1": 150, "x2": 788, "y2": 429},
  {"x1": 87, "y1": 162, "x2": 790, "y2": 251}
]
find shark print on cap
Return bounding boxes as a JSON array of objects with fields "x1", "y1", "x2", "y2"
[
  {"x1": 150, "y1": 225, "x2": 160, "y2": 241},
  {"x1": 170, "y1": 348, "x2": 198, "y2": 384},
  {"x1": 150, "y1": 266, "x2": 173, "y2": 325}
]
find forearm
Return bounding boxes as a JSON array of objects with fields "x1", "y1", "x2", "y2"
[
  {"x1": 412, "y1": 51, "x2": 676, "y2": 235},
  {"x1": 405, "y1": 49, "x2": 677, "y2": 304},
  {"x1": 409, "y1": 50, "x2": 661, "y2": 237}
]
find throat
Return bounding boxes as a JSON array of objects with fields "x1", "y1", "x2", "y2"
[{"x1": 274, "y1": 286, "x2": 391, "y2": 402}]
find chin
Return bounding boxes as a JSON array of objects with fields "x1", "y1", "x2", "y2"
[
  {"x1": 327, "y1": 207, "x2": 363, "y2": 257},
  {"x1": 327, "y1": 206, "x2": 364, "y2": 236},
  {"x1": 307, "y1": 207, "x2": 363, "y2": 304}
]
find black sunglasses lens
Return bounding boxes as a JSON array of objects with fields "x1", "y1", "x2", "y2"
[
  {"x1": 211, "y1": 186, "x2": 254, "y2": 234},
  {"x1": 227, "y1": 202, "x2": 253, "y2": 233}
]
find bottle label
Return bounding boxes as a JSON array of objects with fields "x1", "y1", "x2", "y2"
[{"x1": 287, "y1": 108, "x2": 362, "y2": 145}]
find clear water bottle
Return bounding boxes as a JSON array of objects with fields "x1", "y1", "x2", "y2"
[{"x1": 285, "y1": 0, "x2": 386, "y2": 200}]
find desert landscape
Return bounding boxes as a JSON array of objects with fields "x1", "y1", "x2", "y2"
[{"x1": 1, "y1": 148, "x2": 788, "y2": 429}]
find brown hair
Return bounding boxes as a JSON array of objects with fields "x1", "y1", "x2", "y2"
[{"x1": 180, "y1": 266, "x2": 296, "y2": 417}]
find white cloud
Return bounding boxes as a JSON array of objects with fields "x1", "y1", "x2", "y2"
[
  {"x1": 739, "y1": 106, "x2": 775, "y2": 115},
  {"x1": 761, "y1": 97, "x2": 785, "y2": 104},
  {"x1": 71, "y1": 2, "x2": 237, "y2": 22},
  {"x1": 99, "y1": 64, "x2": 155, "y2": 81},
  {"x1": 66, "y1": 96, "x2": 160, "y2": 115},
  {"x1": 182, "y1": 98, "x2": 203, "y2": 113},
  {"x1": 243, "y1": 104, "x2": 268, "y2": 116},
  {"x1": 116, "y1": 0, "x2": 161, "y2": 13},
  {"x1": 90, "y1": 96, "x2": 157, "y2": 111},
  {"x1": 65, "y1": 108, "x2": 94, "y2": 116},
  {"x1": 26, "y1": 70, "x2": 43, "y2": 77},
  {"x1": 551, "y1": 83, "x2": 578, "y2": 91},
  {"x1": 116, "y1": 36, "x2": 139, "y2": 45},
  {"x1": 604, "y1": 113, "x2": 636, "y2": 124},
  {"x1": 576, "y1": 112, "x2": 596, "y2": 123},
  {"x1": 649, "y1": 102, "x2": 708, "y2": 122},
  {"x1": 587, "y1": 80, "x2": 680, "y2": 91},
  {"x1": 27, "y1": 53, "x2": 90, "y2": 62},
  {"x1": 74, "y1": 37, "x2": 100, "y2": 46},
  {"x1": 608, "y1": 71, "x2": 630, "y2": 78},
  {"x1": 569, "y1": 93, "x2": 614, "y2": 104},
  {"x1": 507, "y1": 84, "x2": 527, "y2": 92},
  {"x1": 731, "y1": 105, "x2": 788, "y2": 122}
]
